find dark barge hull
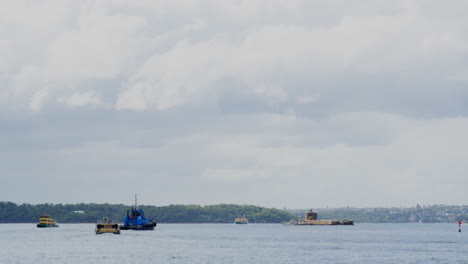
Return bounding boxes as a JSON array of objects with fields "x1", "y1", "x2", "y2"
[
  {"x1": 119, "y1": 223, "x2": 156, "y2": 230},
  {"x1": 287, "y1": 220, "x2": 354, "y2": 225}
]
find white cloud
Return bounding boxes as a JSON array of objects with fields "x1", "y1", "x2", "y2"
[
  {"x1": 116, "y1": 84, "x2": 148, "y2": 110},
  {"x1": 57, "y1": 91, "x2": 108, "y2": 108},
  {"x1": 10, "y1": 65, "x2": 43, "y2": 94},
  {"x1": 2, "y1": 1, "x2": 468, "y2": 207},
  {"x1": 43, "y1": 7, "x2": 146, "y2": 82},
  {"x1": 30, "y1": 88, "x2": 49, "y2": 112},
  {"x1": 3, "y1": 0, "x2": 468, "y2": 112},
  {"x1": 115, "y1": 5, "x2": 468, "y2": 110},
  {"x1": 182, "y1": 19, "x2": 208, "y2": 33},
  {"x1": 117, "y1": 38, "x2": 234, "y2": 110}
]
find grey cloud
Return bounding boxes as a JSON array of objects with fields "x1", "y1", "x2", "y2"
[{"x1": 2, "y1": 0, "x2": 468, "y2": 207}]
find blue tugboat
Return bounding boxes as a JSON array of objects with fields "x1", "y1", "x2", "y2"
[{"x1": 120, "y1": 194, "x2": 157, "y2": 231}]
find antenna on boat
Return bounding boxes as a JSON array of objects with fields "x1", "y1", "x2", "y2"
[{"x1": 134, "y1": 193, "x2": 138, "y2": 210}]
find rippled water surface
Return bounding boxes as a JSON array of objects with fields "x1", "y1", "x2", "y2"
[{"x1": 1, "y1": 223, "x2": 467, "y2": 263}]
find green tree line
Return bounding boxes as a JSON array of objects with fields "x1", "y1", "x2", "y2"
[{"x1": 0, "y1": 202, "x2": 294, "y2": 224}]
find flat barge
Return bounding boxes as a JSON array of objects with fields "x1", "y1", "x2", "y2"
[{"x1": 286, "y1": 210, "x2": 354, "y2": 225}]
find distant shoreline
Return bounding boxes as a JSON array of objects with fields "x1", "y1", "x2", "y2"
[{"x1": 1, "y1": 202, "x2": 466, "y2": 224}]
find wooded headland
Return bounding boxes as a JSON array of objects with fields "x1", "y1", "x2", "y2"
[{"x1": 0, "y1": 202, "x2": 293, "y2": 223}]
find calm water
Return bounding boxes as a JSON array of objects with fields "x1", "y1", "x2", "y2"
[{"x1": 1, "y1": 223, "x2": 467, "y2": 264}]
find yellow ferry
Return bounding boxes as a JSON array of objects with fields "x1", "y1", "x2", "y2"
[
  {"x1": 37, "y1": 215, "x2": 59, "y2": 228},
  {"x1": 235, "y1": 216, "x2": 249, "y2": 224}
]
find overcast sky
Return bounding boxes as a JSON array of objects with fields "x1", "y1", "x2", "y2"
[{"x1": 1, "y1": 0, "x2": 468, "y2": 208}]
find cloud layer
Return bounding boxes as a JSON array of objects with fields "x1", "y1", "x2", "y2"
[{"x1": 1, "y1": 0, "x2": 468, "y2": 208}]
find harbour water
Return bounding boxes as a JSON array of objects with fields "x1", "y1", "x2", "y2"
[{"x1": 1, "y1": 223, "x2": 467, "y2": 264}]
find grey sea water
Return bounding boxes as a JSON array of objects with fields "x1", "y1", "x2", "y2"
[{"x1": 1, "y1": 223, "x2": 467, "y2": 264}]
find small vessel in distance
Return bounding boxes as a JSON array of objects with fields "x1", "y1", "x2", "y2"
[
  {"x1": 235, "y1": 216, "x2": 249, "y2": 224},
  {"x1": 96, "y1": 217, "x2": 120, "y2": 234},
  {"x1": 286, "y1": 210, "x2": 353, "y2": 225},
  {"x1": 37, "y1": 215, "x2": 59, "y2": 228},
  {"x1": 119, "y1": 194, "x2": 157, "y2": 231}
]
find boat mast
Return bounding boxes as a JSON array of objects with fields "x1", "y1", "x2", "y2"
[{"x1": 134, "y1": 193, "x2": 138, "y2": 210}]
